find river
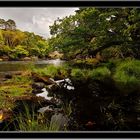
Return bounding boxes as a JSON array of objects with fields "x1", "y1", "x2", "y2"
[{"x1": 0, "y1": 59, "x2": 65, "y2": 73}]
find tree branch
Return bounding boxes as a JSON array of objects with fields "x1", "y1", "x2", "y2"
[{"x1": 89, "y1": 41, "x2": 125, "y2": 56}]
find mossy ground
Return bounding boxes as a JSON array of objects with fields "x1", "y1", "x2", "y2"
[{"x1": 0, "y1": 72, "x2": 32, "y2": 110}]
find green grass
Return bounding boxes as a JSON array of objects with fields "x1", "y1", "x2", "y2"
[
  {"x1": 0, "y1": 85, "x2": 32, "y2": 96},
  {"x1": 71, "y1": 66, "x2": 111, "y2": 81},
  {"x1": 4, "y1": 75, "x2": 32, "y2": 85},
  {"x1": 32, "y1": 64, "x2": 69, "y2": 79},
  {"x1": 113, "y1": 59, "x2": 140, "y2": 94},
  {"x1": 14, "y1": 104, "x2": 49, "y2": 131},
  {"x1": 4, "y1": 102, "x2": 62, "y2": 131},
  {"x1": 71, "y1": 68, "x2": 87, "y2": 80},
  {"x1": 0, "y1": 74, "x2": 32, "y2": 109},
  {"x1": 89, "y1": 67, "x2": 111, "y2": 81}
]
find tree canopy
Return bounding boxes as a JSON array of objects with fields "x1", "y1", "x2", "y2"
[
  {"x1": 49, "y1": 8, "x2": 140, "y2": 59},
  {"x1": 1, "y1": 8, "x2": 140, "y2": 61}
]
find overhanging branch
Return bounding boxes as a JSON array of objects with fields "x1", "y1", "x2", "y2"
[{"x1": 89, "y1": 41, "x2": 126, "y2": 56}]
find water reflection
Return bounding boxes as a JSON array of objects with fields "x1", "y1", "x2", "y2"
[{"x1": 0, "y1": 59, "x2": 65, "y2": 72}]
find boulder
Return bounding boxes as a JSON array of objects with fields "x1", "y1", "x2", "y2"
[
  {"x1": 1, "y1": 56, "x2": 9, "y2": 61},
  {"x1": 22, "y1": 57, "x2": 31, "y2": 61},
  {"x1": 50, "y1": 113, "x2": 68, "y2": 130},
  {"x1": 49, "y1": 51, "x2": 63, "y2": 59},
  {"x1": 32, "y1": 72, "x2": 56, "y2": 85},
  {"x1": 32, "y1": 82, "x2": 45, "y2": 90},
  {"x1": 31, "y1": 56, "x2": 38, "y2": 61}
]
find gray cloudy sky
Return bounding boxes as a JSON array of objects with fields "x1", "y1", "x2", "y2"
[{"x1": 0, "y1": 8, "x2": 78, "y2": 38}]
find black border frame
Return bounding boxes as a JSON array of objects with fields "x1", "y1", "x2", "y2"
[
  {"x1": 0, "y1": 0, "x2": 140, "y2": 138},
  {"x1": 0, "y1": 1, "x2": 139, "y2": 7},
  {"x1": 0, "y1": 131, "x2": 140, "y2": 138}
]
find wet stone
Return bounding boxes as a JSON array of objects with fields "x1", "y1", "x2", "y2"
[
  {"x1": 50, "y1": 113, "x2": 68, "y2": 130},
  {"x1": 5, "y1": 73, "x2": 12, "y2": 79},
  {"x1": 32, "y1": 82, "x2": 45, "y2": 89}
]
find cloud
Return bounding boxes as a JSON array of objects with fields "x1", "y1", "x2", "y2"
[{"x1": 0, "y1": 8, "x2": 78, "y2": 38}]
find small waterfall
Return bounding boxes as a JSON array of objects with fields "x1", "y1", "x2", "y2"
[{"x1": 36, "y1": 88, "x2": 52, "y2": 100}]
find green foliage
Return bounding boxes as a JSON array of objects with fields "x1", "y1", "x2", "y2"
[
  {"x1": 36, "y1": 40, "x2": 50, "y2": 57},
  {"x1": 32, "y1": 64, "x2": 69, "y2": 79},
  {"x1": 0, "y1": 30, "x2": 4, "y2": 45},
  {"x1": 5, "y1": 75, "x2": 32, "y2": 85},
  {"x1": 0, "y1": 19, "x2": 51, "y2": 60},
  {"x1": 21, "y1": 31, "x2": 50, "y2": 58},
  {"x1": 49, "y1": 8, "x2": 140, "y2": 60},
  {"x1": 71, "y1": 66, "x2": 111, "y2": 81},
  {"x1": 101, "y1": 46, "x2": 124, "y2": 60},
  {"x1": 89, "y1": 67, "x2": 111, "y2": 81},
  {"x1": 2, "y1": 30, "x2": 25, "y2": 47},
  {"x1": 62, "y1": 102, "x2": 72, "y2": 117},
  {"x1": 114, "y1": 59, "x2": 140, "y2": 94},
  {"x1": 0, "y1": 45, "x2": 11, "y2": 55},
  {"x1": 4, "y1": 103, "x2": 60, "y2": 131},
  {"x1": 71, "y1": 68, "x2": 87, "y2": 80},
  {"x1": 0, "y1": 84, "x2": 31, "y2": 96},
  {"x1": 3, "y1": 103, "x2": 46, "y2": 131},
  {"x1": 9, "y1": 45, "x2": 29, "y2": 59}
]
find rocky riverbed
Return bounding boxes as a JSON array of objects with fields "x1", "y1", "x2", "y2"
[{"x1": 0, "y1": 59, "x2": 70, "y2": 131}]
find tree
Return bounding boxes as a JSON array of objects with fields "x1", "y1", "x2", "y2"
[
  {"x1": 0, "y1": 19, "x2": 16, "y2": 30},
  {"x1": 2, "y1": 30, "x2": 25, "y2": 47},
  {"x1": 49, "y1": 8, "x2": 140, "y2": 59},
  {"x1": 0, "y1": 19, "x2": 5, "y2": 29},
  {"x1": 0, "y1": 19, "x2": 50, "y2": 59},
  {"x1": 6, "y1": 19, "x2": 16, "y2": 30}
]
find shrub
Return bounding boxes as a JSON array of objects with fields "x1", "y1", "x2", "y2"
[
  {"x1": 89, "y1": 67, "x2": 111, "y2": 81},
  {"x1": 71, "y1": 67, "x2": 111, "y2": 82},
  {"x1": 85, "y1": 58, "x2": 99, "y2": 65},
  {"x1": 113, "y1": 59, "x2": 140, "y2": 94},
  {"x1": 71, "y1": 68, "x2": 88, "y2": 80},
  {"x1": 9, "y1": 45, "x2": 29, "y2": 59},
  {"x1": 0, "y1": 45, "x2": 11, "y2": 55}
]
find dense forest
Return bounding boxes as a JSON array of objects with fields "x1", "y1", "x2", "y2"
[{"x1": 0, "y1": 8, "x2": 140, "y2": 131}]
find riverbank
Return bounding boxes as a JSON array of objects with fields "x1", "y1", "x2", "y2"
[{"x1": 1, "y1": 59, "x2": 140, "y2": 131}]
